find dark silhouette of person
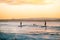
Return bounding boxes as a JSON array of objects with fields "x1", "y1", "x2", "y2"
[
  {"x1": 44, "y1": 20, "x2": 47, "y2": 30},
  {"x1": 18, "y1": 21, "x2": 22, "y2": 27}
]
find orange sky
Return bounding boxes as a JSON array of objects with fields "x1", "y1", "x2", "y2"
[{"x1": 0, "y1": 0, "x2": 60, "y2": 19}]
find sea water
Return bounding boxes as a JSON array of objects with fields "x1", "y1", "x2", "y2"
[{"x1": 0, "y1": 21, "x2": 60, "y2": 40}]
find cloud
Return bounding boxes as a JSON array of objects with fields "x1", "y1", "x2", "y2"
[
  {"x1": 0, "y1": 0, "x2": 60, "y2": 18},
  {"x1": 0, "y1": 0, "x2": 45, "y2": 5},
  {"x1": 0, "y1": 0, "x2": 59, "y2": 5}
]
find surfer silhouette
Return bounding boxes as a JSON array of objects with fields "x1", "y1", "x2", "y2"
[
  {"x1": 44, "y1": 20, "x2": 47, "y2": 30},
  {"x1": 18, "y1": 21, "x2": 22, "y2": 27}
]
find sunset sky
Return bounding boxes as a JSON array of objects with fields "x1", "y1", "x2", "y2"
[{"x1": 0, "y1": 0, "x2": 60, "y2": 19}]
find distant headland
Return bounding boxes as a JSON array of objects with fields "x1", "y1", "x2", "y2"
[{"x1": 0, "y1": 18, "x2": 60, "y2": 22}]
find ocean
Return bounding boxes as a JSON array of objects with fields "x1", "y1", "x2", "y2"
[{"x1": 0, "y1": 21, "x2": 60, "y2": 40}]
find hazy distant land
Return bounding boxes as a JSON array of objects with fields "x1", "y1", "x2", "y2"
[{"x1": 0, "y1": 18, "x2": 60, "y2": 22}]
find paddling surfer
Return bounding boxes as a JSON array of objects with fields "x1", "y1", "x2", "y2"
[
  {"x1": 44, "y1": 20, "x2": 47, "y2": 30},
  {"x1": 18, "y1": 21, "x2": 22, "y2": 27}
]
